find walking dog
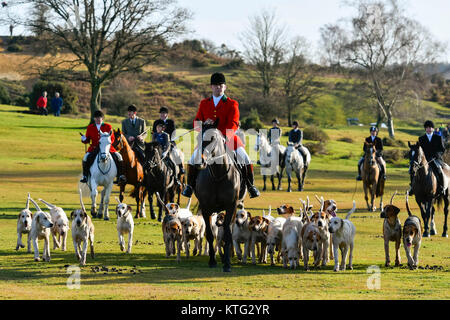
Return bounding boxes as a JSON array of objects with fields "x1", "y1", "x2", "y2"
[
  {"x1": 249, "y1": 215, "x2": 271, "y2": 264},
  {"x1": 278, "y1": 204, "x2": 304, "y2": 269},
  {"x1": 165, "y1": 197, "x2": 193, "y2": 220},
  {"x1": 29, "y1": 197, "x2": 53, "y2": 262},
  {"x1": 16, "y1": 193, "x2": 33, "y2": 252},
  {"x1": 115, "y1": 197, "x2": 134, "y2": 253},
  {"x1": 328, "y1": 201, "x2": 356, "y2": 272},
  {"x1": 232, "y1": 208, "x2": 252, "y2": 264},
  {"x1": 157, "y1": 192, "x2": 183, "y2": 262},
  {"x1": 39, "y1": 198, "x2": 70, "y2": 251},
  {"x1": 310, "y1": 196, "x2": 332, "y2": 266},
  {"x1": 314, "y1": 195, "x2": 337, "y2": 260},
  {"x1": 181, "y1": 215, "x2": 206, "y2": 258},
  {"x1": 216, "y1": 211, "x2": 234, "y2": 259},
  {"x1": 380, "y1": 191, "x2": 402, "y2": 267},
  {"x1": 265, "y1": 214, "x2": 286, "y2": 266},
  {"x1": 71, "y1": 189, "x2": 95, "y2": 266},
  {"x1": 404, "y1": 191, "x2": 422, "y2": 270}
]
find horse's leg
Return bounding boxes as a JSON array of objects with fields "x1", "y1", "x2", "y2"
[
  {"x1": 422, "y1": 202, "x2": 430, "y2": 237},
  {"x1": 98, "y1": 188, "x2": 105, "y2": 219},
  {"x1": 119, "y1": 184, "x2": 125, "y2": 203},
  {"x1": 149, "y1": 193, "x2": 156, "y2": 220},
  {"x1": 103, "y1": 184, "x2": 113, "y2": 221},
  {"x1": 263, "y1": 175, "x2": 267, "y2": 191},
  {"x1": 363, "y1": 183, "x2": 370, "y2": 211},
  {"x1": 443, "y1": 196, "x2": 449, "y2": 237},
  {"x1": 222, "y1": 205, "x2": 235, "y2": 272},
  {"x1": 287, "y1": 171, "x2": 292, "y2": 193},
  {"x1": 90, "y1": 183, "x2": 98, "y2": 218},
  {"x1": 301, "y1": 166, "x2": 308, "y2": 191},
  {"x1": 277, "y1": 167, "x2": 283, "y2": 190},
  {"x1": 430, "y1": 205, "x2": 436, "y2": 236},
  {"x1": 371, "y1": 182, "x2": 377, "y2": 212},
  {"x1": 271, "y1": 175, "x2": 275, "y2": 190},
  {"x1": 202, "y1": 211, "x2": 217, "y2": 268},
  {"x1": 296, "y1": 170, "x2": 302, "y2": 192}
]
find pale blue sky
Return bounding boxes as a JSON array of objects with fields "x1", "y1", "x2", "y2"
[{"x1": 177, "y1": 0, "x2": 450, "y2": 62}]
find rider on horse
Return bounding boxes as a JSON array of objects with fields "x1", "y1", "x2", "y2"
[
  {"x1": 267, "y1": 118, "x2": 282, "y2": 145},
  {"x1": 80, "y1": 110, "x2": 126, "y2": 185},
  {"x1": 121, "y1": 104, "x2": 147, "y2": 165},
  {"x1": 288, "y1": 120, "x2": 308, "y2": 165},
  {"x1": 356, "y1": 126, "x2": 387, "y2": 181},
  {"x1": 152, "y1": 106, "x2": 185, "y2": 176},
  {"x1": 152, "y1": 122, "x2": 182, "y2": 186},
  {"x1": 413, "y1": 120, "x2": 446, "y2": 196},
  {"x1": 181, "y1": 72, "x2": 260, "y2": 199}
]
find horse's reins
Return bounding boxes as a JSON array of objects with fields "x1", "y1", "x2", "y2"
[{"x1": 97, "y1": 152, "x2": 112, "y2": 175}]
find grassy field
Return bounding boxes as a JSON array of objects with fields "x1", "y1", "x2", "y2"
[{"x1": 0, "y1": 104, "x2": 449, "y2": 300}]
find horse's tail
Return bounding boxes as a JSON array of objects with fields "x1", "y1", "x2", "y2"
[{"x1": 376, "y1": 176, "x2": 385, "y2": 197}]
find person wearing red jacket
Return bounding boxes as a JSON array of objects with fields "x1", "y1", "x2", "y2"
[
  {"x1": 36, "y1": 91, "x2": 48, "y2": 116},
  {"x1": 182, "y1": 73, "x2": 260, "y2": 198},
  {"x1": 79, "y1": 110, "x2": 126, "y2": 185}
]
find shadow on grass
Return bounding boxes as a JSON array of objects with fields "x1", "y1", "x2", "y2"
[{"x1": 0, "y1": 247, "x2": 383, "y2": 287}]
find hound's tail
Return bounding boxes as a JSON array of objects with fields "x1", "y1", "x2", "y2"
[
  {"x1": 39, "y1": 198, "x2": 56, "y2": 210},
  {"x1": 185, "y1": 197, "x2": 192, "y2": 211},
  {"x1": 345, "y1": 201, "x2": 356, "y2": 220},
  {"x1": 29, "y1": 197, "x2": 42, "y2": 212},
  {"x1": 405, "y1": 191, "x2": 413, "y2": 217},
  {"x1": 25, "y1": 193, "x2": 30, "y2": 210}
]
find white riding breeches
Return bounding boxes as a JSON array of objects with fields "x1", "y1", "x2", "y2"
[{"x1": 188, "y1": 147, "x2": 251, "y2": 165}]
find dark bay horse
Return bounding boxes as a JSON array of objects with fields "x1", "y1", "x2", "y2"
[
  {"x1": 362, "y1": 142, "x2": 384, "y2": 211},
  {"x1": 112, "y1": 129, "x2": 145, "y2": 218},
  {"x1": 195, "y1": 121, "x2": 244, "y2": 272},
  {"x1": 143, "y1": 142, "x2": 177, "y2": 222},
  {"x1": 408, "y1": 142, "x2": 449, "y2": 237}
]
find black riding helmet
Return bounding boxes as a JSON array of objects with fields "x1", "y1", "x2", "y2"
[
  {"x1": 370, "y1": 126, "x2": 378, "y2": 133},
  {"x1": 272, "y1": 118, "x2": 280, "y2": 125},
  {"x1": 423, "y1": 120, "x2": 435, "y2": 128},
  {"x1": 93, "y1": 110, "x2": 104, "y2": 118}
]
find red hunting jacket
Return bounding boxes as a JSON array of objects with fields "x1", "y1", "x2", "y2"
[
  {"x1": 194, "y1": 95, "x2": 243, "y2": 150},
  {"x1": 36, "y1": 96, "x2": 47, "y2": 108},
  {"x1": 82, "y1": 122, "x2": 117, "y2": 153}
]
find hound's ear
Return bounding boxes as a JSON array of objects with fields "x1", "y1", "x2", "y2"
[
  {"x1": 17, "y1": 213, "x2": 21, "y2": 221},
  {"x1": 393, "y1": 206, "x2": 400, "y2": 215},
  {"x1": 30, "y1": 213, "x2": 33, "y2": 218},
  {"x1": 408, "y1": 141, "x2": 412, "y2": 148},
  {"x1": 247, "y1": 211, "x2": 252, "y2": 219},
  {"x1": 70, "y1": 211, "x2": 75, "y2": 220},
  {"x1": 263, "y1": 217, "x2": 270, "y2": 224},
  {"x1": 127, "y1": 205, "x2": 132, "y2": 213},
  {"x1": 36, "y1": 215, "x2": 40, "y2": 223}
]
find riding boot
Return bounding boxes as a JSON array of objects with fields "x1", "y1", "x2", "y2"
[
  {"x1": 179, "y1": 164, "x2": 185, "y2": 175},
  {"x1": 111, "y1": 153, "x2": 127, "y2": 185},
  {"x1": 168, "y1": 158, "x2": 181, "y2": 186},
  {"x1": 80, "y1": 160, "x2": 89, "y2": 183},
  {"x1": 245, "y1": 164, "x2": 260, "y2": 198},
  {"x1": 435, "y1": 170, "x2": 445, "y2": 196},
  {"x1": 356, "y1": 158, "x2": 363, "y2": 181},
  {"x1": 182, "y1": 164, "x2": 197, "y2": 198}
]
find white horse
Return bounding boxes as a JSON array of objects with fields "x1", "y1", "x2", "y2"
[
  {"x1": 88, "y1": 131, "x2": 117, "y2": 220},
  {"x1": 255, "y1": 133, "x2": 286, "y2": 191},
  {"x1": 285, "y1": 142, "x2": 308, "y2": 192}
]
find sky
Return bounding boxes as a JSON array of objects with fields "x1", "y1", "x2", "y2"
[
  {"x1": 0, "y1": 0, "x2": 449, "y2": 62},
  {"x1": 176, "y1": 0, "x2": 450, "y2": 63}
]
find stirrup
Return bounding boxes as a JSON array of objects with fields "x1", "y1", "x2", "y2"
[
  {"x1": 248, "y1": 186, "x2": 260, "y2": 198},
  {"x1": 182, "y1": 185, "x2": 193, "y2": 198}
]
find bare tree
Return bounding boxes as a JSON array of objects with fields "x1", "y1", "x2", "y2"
[
  {"x1": 8, "y1": 0, "x2": 190, "y2": 119},
  {"x1": 320, "y1": 0, "x2": 443, "y2": 138},
  {"x1": 282, "y1": 36, "x2": 320, "y2": 126},
  {"x1": 240, "y1": 9, "x2": 286, "y2": 97}
]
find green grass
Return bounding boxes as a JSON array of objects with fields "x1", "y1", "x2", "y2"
[{"x1": 0, "y1": 104, "x2": 449, "y2": 300}]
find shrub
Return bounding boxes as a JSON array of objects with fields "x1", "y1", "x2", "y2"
[
  {"x1": 0, "y1": 85, "x2": 11, "y2": 104},
  {"x1": 303, "y1": 125, "x2": 330, "y2": 142},
  {"x1": 191, "y1": 57, "x2": 208, "y2": 68},
  {"x1": 7, "y1": 44, "x2": 22, "y2": 52},
  {"x1": 383, "y1": 149, "x2": 408, "y2": 164},
  {"x1": 241, "y1": 108, "x2": 264, "y2": 130},
  {"x1": 29, "y1": 80, "x2": 78, "y2": 114},
  {"x1": 382, "y1": 137, "x2": 406, "y2": 148},
  {"x1": 338, "y1": 137, "x2": 354, "y2": 143},
  {"x1": 101, "y1": 77, "x2": 143, "y2": 116},
  {"x1": 304, "y1": 142, "x2": 328, "y2": 155}
]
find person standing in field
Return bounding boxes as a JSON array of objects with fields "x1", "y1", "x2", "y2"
[
  {"x1": 51, "y1": 92, "x2": 63, "y2": 117},
  {"x1": 36, "y1": 91, "x2": 48, "y2": 116}
]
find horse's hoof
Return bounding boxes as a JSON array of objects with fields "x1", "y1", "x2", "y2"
[
  {"x1": 223, "y1": 266, "x2": 231, "y2": 273},
  {"x1": 430, "y1": 229, "x2": 436, "y2": 236},
  {"x1": 104, "y1": 217, "x2": 109, "y2": 221},
  {"x1": 287, "y1": 189, "x2": 292, "y2": 193},
  {"x1": 97, "y1": 214, "x2": 103, "y2": 219},
  {"x1": 423, "y1": 231, "x2": 430, "y2": 238},
  {"x1": 277, "y1": 187, "x2": 282, "y2": 191},
  {"x1": 442, "y1": 233, "x2": 448, "y2": 238}
]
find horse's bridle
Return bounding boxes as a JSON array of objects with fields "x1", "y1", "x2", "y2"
[{"x1": 201, "y1": 129, "x2": 232, "y2": 181}]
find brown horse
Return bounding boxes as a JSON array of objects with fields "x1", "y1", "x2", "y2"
[
  {"x1": 408, "y1": 142, "x2": 449, "y2": 237},
  {"x1": 362, "y1": 142, "x2": 385, "y2": 211},
  {"x1": 112, "y1": 129, "x2": 145, "y2": 218}
]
